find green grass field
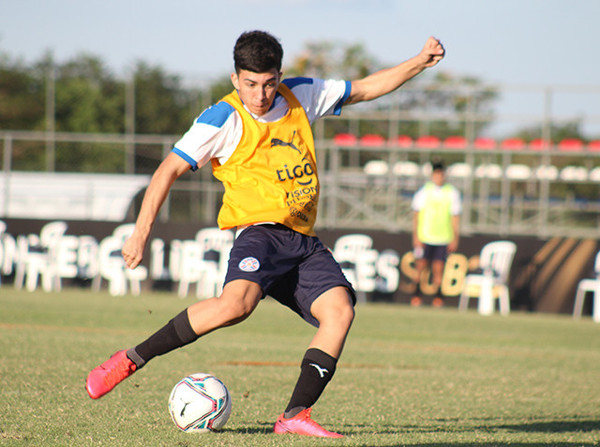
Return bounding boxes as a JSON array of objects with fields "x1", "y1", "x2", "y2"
[{"x1": 1, "y1": 288, "x2": 599, "y2": 446}]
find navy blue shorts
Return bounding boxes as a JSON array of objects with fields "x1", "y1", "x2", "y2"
[
  {"x1": 415, "y1": 243, "x2": 448, "y2": 262},
  {"x1": 224, "y1": 224, "x2": 356, "y2": 327}
]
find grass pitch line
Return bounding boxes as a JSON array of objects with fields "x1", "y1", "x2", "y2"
[
  {"x1": 0, "y1": 321, "x2": 146, "y2": 336},
  {"x1": 220, "y1": 360, "x2": 424, "y2": 370}
]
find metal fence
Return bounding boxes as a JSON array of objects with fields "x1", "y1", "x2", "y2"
[
  {"x1": 1, "y1": 127, "x2": 599, "y2": 238},
  {"x1": 2, "y1": 81, "x2": 600, "y2": 237}
]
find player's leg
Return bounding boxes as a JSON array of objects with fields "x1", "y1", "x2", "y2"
[
  {"x1": 307, "y1": 286, "x2": 355, "y2": 358},
  {"x1": 412, "y1": 257, "x2": 427, "y2": 306},
  {"x1": 431, "y1": 259, "x2": 444, "y2": 291},
  {"x1": 274, "y1": 285, "x2": 355, "y2": 438},
  {"x1": 430, "y1": 259, "x2": 445, "y2": 307},
  {"x1": 186, "y1": 279, "x2": 263, "y2": 332},
  {"x1": 86, "y1": 280, "x2": 262, "y2": 399},
  {"x1": 411, "y1": 245, "x2": 428, "y2": 306},
  {"x1": 129, "y1": 279, "x2": 262, "y2": 366},
  {"x1": 430, "y1": 246, "x2": 447, "y2": 307}
]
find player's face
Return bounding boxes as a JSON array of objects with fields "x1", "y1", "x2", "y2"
[
  {"x1": 231, "y1": 69, "x2": 281, "y2": 117},
  {"x1": 432, "y1": 169, "x2": 445, "y2": 186}
]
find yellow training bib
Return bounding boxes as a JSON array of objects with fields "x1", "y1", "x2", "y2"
[{"x1": 211, "y1": 84, "x2": 319, "y2": 236}]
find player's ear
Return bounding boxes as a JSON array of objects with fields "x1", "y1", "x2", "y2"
[{"x1": 231, "y1": 72, "x2": 240, "y2": 90}]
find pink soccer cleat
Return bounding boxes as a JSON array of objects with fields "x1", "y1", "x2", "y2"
[
  {"x1": 273, "y1": 408, "x2": 343, "y2": 438},
  {"x1": 86, "y1": 350, "x2": 137, "y2": 399}
]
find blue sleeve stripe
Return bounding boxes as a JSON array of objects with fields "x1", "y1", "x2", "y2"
[
  {"x1": 172, "y1": 147, "x2": 199, "y2": 171},
  {"x1": 333, "y1": 80, "x2": 352, "y2": 116},
  {"x1": 282, "y1": 77, "x2": 314, "y2": 89},
  {"x1": 196, "y1": 101, "x2": 236, "y2": 127}
]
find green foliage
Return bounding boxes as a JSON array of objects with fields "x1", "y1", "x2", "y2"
[
  {"x1": 54, "y1": 142, "x2": 125, "y2": 173},
  {"x1": 515, "y1": 120, "x2": 584, "y2": 143},
  {"x1": 285, "y1": 41, "x2": 377, "y2": 80},
  {"x1": 387, "y1": 71, "x2": 499, "y2": 139},
  {"x1": 210, "y1": 76, "x2": 234, "y2": 103},
  {"x1": 3, "y1": 40, "x2": 592, "y2": 177},
  {"x1": 132, "y1": 62, "x2": 196, "y2": 135},
  {"x1": 54, "y1": 54, "x2": 123, "y2": 133},
  {"x1": 0, "y1": 55, "x2": 45, "y2": 130},
  {"x1": 1, "y1": 288, "x2": 600, "y2": 446}
]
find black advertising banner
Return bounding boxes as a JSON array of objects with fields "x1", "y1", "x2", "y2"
[{"x1": 0, "y1": 218, "x2": 597, "y2": 315}]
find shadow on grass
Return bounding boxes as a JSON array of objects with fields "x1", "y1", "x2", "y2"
[
  {"x1": 218, "y1": 418, "x2": 599, "y2": 446},
  {"x1": 333, "y1": 418, "x2": 600, "y2": 447},
  {"x1": 498, "y1": 419, "x2": 600, "y2": 433},
  {"x1": 385, "y1": 444, "x2": 598, "y2": 447},
  {"x1": 220, "y1": 421, "x2": 274, "y2": 435}
]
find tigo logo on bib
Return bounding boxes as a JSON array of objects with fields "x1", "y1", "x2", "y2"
[{"x1": 239, "y1": 257, "x2": 260, "y2": 272}]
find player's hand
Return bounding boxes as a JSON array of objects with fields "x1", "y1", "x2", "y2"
[
  {"x1": 420, "y1": 36, "x2": 445, "y2": 68},
  {"x1": 447, "y1": 239, "x2": 459, "y2": 254},
  {"x1": 122, "y1": 233, "x2": 146, "y2": 269}
]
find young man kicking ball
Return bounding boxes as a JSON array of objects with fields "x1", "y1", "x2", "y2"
[{"x1": 86, "y1": 30, "x2": 444, "y2": 438}]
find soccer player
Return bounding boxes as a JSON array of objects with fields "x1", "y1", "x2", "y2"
[
  {"x1": 411, "y1": 160, "x2": 461, "y2": 307},
  {"x1": 86, "y1": 30, "x2": 445, "y2": 438}
]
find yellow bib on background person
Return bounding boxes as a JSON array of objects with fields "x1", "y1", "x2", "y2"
[
  {"x1": 417, "y1": 182, "x2": 454, "y2": 244},
  {"x1": 212, "y1": 84, "x2": 319, "y2": 236}
]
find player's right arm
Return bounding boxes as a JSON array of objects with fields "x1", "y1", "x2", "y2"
[
  {"x1": 411, "y1": 188, "x2": 424, "y2": 249},
  {"x1": 346, "y1": 37, "x2": 444, "y2": 105},
  {"x1": 412, "y1": 211, "x2": 423, "y2": 249},
  {"x1": 122, "y1": 152, "x2": 191, "y2": 269}
]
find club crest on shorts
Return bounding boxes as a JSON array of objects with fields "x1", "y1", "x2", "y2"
[{"x1": 238, "y1": 257, "x2": 260, "y2": 272}]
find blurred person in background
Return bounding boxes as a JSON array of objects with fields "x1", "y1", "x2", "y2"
[{"x1": 411, "y1": 160, "x2": 461, "y2": 307}]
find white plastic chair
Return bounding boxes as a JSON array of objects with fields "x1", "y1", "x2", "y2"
[
  {"x1": 0, "y1": 220, "x2": 5, "y2": 287},
  {"x1": 177, "y1": 228, "x2": 234, "y2": 299},
  {"x1": 588, "y1": 166, "x2": 600, "y2": 182},
  {"x1": 505, "y1": 164, "x2": 532, "y2": 180},
  {"x1": 94, "y1": 224, "x2": 147, "y2": 296},
  {"x1": 363, "y1": 160, "x2": 389, "y2": 176},
  {"x1": 573, "y1": 250, "x2": 600, "y2": 322},
  {"x1": 459, "y1": 241, "x2": 517, "y2": 316},
  {"x1": 446, "y1": 162, "x2": 473, "y2": 179},
  {"x1": 560, "y1": 166, "x2": 587, "y2": 182},
  {"x1": 474, "y1": 163, "x2": 503, "y2": 179},
  {"x1": 535, "y1": 165, "x2": 559, "y2": 181},
  {"x1": 392, "y1": 160, "x2": 419, "y2": 177}
]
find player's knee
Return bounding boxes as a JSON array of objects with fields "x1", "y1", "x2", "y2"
[
  {"x1": 338, "y1": 301, "x2": 355, "y2": 329},
  {"x1": 320, "y1": 297, "x2": 355, "y2": 332},
  {"x1": 218, "y1": 293, "x2": 258, "y2": 325},
  {"x1": 217, "y1": 281, "x2": 261, "y2": 325}
]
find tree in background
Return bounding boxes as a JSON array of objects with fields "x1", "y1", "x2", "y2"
[
  {"x1": 132, "y1": 62, "x2": 195, "y2": 135},
  {"x1": 0, "y1": 52, "x2": 45, "y2": 131},
  {"x1": 281, "y1": 40, "x2": 499, "y2": 140},
  {"x1": 53, "y1": 54, "x2": 122, "y2": 133},
  {"x1": 514, "y1": 121, "x2": 583, "y2": 143},
  {"x1": 1, "y1": 41, "x2": 594, "y2": 172},
  {"x1": 286, "y1": 41, "x2": 375, "y2": 80}
]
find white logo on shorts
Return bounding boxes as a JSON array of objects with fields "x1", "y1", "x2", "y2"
[{"x1": 238, "y1": 257, "x2": 260, "y2": 272}]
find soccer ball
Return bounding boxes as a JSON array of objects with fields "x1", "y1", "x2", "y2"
[{"x1": 168, "y1": 373, "x2": 232, "y2": 433}]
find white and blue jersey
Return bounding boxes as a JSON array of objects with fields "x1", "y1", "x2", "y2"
[{"x1": 173, "y1": 78, "x2": 351, "y2": 170}]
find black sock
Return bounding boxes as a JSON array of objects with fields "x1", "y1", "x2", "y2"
[
  {"x1": 126, "y1": 309, "x2": 199, "y2": 369},
  {"x1": 284, "y1": 348, "x2": 338, "y2": 418},
  {"x1": 413, "y1": 281, "x2": 421, "y2": 296}
]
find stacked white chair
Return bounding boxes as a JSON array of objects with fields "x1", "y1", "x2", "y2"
[
  {"x1": 459, "y1": 241, "x2": 517, "y2": 316},
  {"x1": 573, "y1": 250, "x2": 600, "y2": 323}
]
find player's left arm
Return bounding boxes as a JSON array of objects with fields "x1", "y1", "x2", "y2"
[
  {"x1": 448, "y1": 215, "x2": 460, "y2": 253},
  {"x1": 345, "y1": 36, "x2": 444, "y2": 105},
  {"x1": 448, "y1": 190, "x2": 462, "y2": 253}
]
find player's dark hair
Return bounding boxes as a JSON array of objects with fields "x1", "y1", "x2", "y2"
[
  {"x1": 234, "y1": 30, "x2": 283, "y2": 73},
  {"x1": 432, "y1": 160, "x2": 445, "y2": 171}
]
